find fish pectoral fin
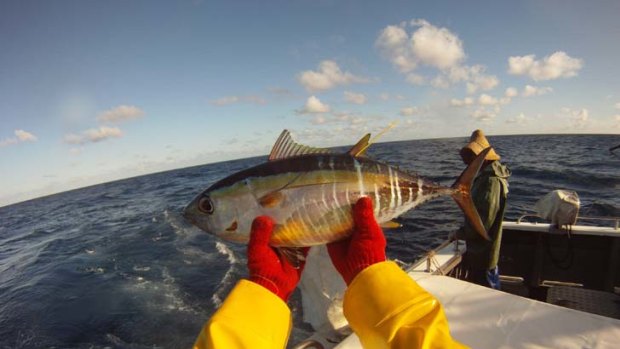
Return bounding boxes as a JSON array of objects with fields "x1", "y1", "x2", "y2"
[
  {"x1": 277, "y1": 247, "x2": 307, "y2": 269},
  {"x1": 225, "y1": 220, "x2": 238, "y2": 231},
  {"x1": 258, "y1": 191, "x2": 285, "y2": 208},
  {"x1": 380, "y1": 220, "x2": 402, "y2": 229}
]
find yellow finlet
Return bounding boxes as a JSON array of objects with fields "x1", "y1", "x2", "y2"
[{"x1": 380, "y1": 220, "x2": 402, "y2": 229}]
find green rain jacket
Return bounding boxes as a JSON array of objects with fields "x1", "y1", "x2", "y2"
[{"x1": 458, "y1": 160, "x2": 511, "y2": 270}]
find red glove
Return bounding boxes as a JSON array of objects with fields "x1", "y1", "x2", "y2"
[
  {"x1": 327, "y1": 197, "x2": 387, "y2": 285},
  {"x1": 247, "y1": 216, "x2": 308, "y2": 302}
]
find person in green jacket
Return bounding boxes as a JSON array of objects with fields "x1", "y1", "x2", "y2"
[
  {"x1": 455, "y1": 129, "x2": 511, "y2": 289},
  {"x1": 194, "y1": 197, "x2": 467, "y2": 349}
]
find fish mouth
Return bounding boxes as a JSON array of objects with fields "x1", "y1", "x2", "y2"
[{"x1": 225, "y1": 221, "x2": 238, "y2": 232}]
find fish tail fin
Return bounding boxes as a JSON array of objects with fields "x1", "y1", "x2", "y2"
[{"x1": 450, "y1": 148, "x2": 491, "y2": 240}]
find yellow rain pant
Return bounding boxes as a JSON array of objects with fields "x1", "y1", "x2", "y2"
[
  {"x1": 194, "y1": 262, "x2": 466, "y2": 349},
  {"x1": 344, "y1": 261, "x2": 468, "y2": 349},
  {"x1": 193, "y1": 279, "x2": 291, "y2": 349}
]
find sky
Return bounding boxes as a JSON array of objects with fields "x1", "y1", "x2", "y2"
[{"x1": 1, "y1": 0, "x2": 620, "y2": 207}]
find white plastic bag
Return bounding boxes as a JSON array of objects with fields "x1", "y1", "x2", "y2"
[{"x1": 534, "y1": 190, "x2": 580, "y2": 226}]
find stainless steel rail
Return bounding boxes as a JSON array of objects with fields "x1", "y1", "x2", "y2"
[{"x1": 516, "y1": 214, "x2": 620, "y2": 230}]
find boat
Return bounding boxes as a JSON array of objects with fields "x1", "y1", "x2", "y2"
[{"x1": 292, "y1": 198, "x2": 620, "y2": 348}]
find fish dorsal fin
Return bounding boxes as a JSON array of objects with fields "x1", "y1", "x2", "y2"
[
  {"x1": 269, "y1": 130, "x2": 333, "y2": 161},
  {"x1": 348, "y1": 133, "x2": 371, "y2": 157}
]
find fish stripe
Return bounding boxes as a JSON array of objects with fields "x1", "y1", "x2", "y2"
[
  {"x1": 388, "y1": 167, "x2": 396, "y2": 211},
  {"x1": 374, "y1": 183, "x2": 380, "y2": 216},
  {"x1": 354, "y1": 158, "x2": 365, "y2": 196},
  {"x1": 395, "y1": 171, "x2": 402, "y2": 208}
]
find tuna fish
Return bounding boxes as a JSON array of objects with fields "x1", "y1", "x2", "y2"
[{"x1": 183, "y1": 130, "x2": 489, "y2": 249}]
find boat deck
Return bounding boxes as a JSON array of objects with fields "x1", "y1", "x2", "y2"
[
  {"x1": 295, "y1": 219, "x2": 620, "y2": 349},
  {"x1": 335, "y1": 272, "x2": 620, "y2": 349},
  {"x1": 499, "y1": 219, "x2": 620, "y2": 308}
]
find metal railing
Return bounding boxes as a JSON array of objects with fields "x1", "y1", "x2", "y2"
[
  {"x1": 291, "y1": 340, "x2": 325, "y2": 349},
  {"x1": 515, "y1": 214, "x2": 620, "y2": 230}
]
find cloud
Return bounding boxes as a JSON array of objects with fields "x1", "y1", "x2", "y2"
[
  {"x1": 572, "y1": 108, "x2": 590, "y2": 128},
  {"x1": 311, "y1": 115, "x2": 327, "y2": 125},
  {"x1": 269, "y1": 87, "x2": 292, "y2": 96},
  {"x1": 522, "y1": 85, "x2": 553, "y2": 97},
  {"x1": 441, "y1": 65, "x2": 499, "y2": 94},
  {"x1": 464, "y1": 66, "x2": 499, "y2": 94},
  {"x1": 409, "y1": 19, "x2": 465, "y2": 70},
  {"x1": 450, "y1": 97, "x2": 474, "y2": 107},
  {"x1": 298, "y1": 60, "x2": 369, "y2": 92},
  {"x1": 245, "y1": 96, "x2": 267, "y2": 104},
  {"x1": 300, "y1": 111, "x2": 371, "y2": 131},
  {"x1": 508, "y1": 51, "x2": 583, "y2": 81},
  {"x1": 571, "y1": 108, "x2": 589, "y2": 128},
  {"x1": 0, "y1": 138, "x2": 18, "y2": 147},
  {"x1": 399, "y1": 107, "x2": 418, "y2": 116},
  {"x1": 333, "y1": 111, "x2": 359, "y2": 122},
  {"x1": 506, "y1": 113, "x2": 530, "y2": 125},
  {"x1": 297, "y1": 96, "x2": 331, "y2": 114},
  {"x1": 375, "y1": 25, "x2": 416, "y2": 73},
  {"x1": 211, "y1": 96, "x2": 239, "y2": 106},
  {"x1": 406, "y1": 73, "x2": 425, "y2": 85},
  {"x1": 478, "y1": 94, "x2": 498, "y2": 106},
  {"x1": 210, "y1": 95, "x2": 266, "y2": 106},
  {"x1": 97, "y1": 105, "x2": 144, "y2": 123},
  {"x1": 505, "y1": 87, "x2": 518, "y2": 98},
  {"x1": 58, "y1": 105, "x2": 144, "y2": 149},
  {"x1": 16, "y1": 130, "x2": 38, "y2": 142},
  {"x1": 64, "y1": 126, "x2": 123, "y2": 145},
  {"x1": 376, "y1": 19, "x2": 497, "y2": 93},
  {"x1": 430, "y1": 75, "x2": 450, "y2": 89},
  {"x1": 379, "y1": 93, "x2": 406, "y2": 101},
  {"x1": 0, "y1": 129, "x2": 38, "y2": 148},
  {"x1": 561, "y1": 107, "x2": 590, "y2": 129},
  {"x1": 344, "y1": 91, "x2": 367, "y2": 105},
  {"x1": 615, "y1": 102, "x2": 620, "y2": 110},
  {"x1": 377, "y1": 20, "x2": 464, "y2": 72},
  {"x1": 471, "y1": 108, "x2": 497, "y2": 122}
]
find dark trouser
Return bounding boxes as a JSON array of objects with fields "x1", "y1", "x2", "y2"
[{"x1": 463, "y1": 253, "x2": 501, "y2": 290}]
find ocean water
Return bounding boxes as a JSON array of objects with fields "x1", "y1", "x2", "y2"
[{"x1": 1, "y1": 134, "x2": 619, "y2": 348}]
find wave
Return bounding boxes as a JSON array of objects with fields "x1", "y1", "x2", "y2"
[
  {"x1": 1, "y1": 134, "x2": 617, "y2": 348},
  {"x1": 211, "y1": 242, "x2": 240, "y2": 309}
]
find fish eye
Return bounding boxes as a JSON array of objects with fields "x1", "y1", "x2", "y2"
[{"x1": 198, "y1": 196, "x2": 214, "y2": 214}]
